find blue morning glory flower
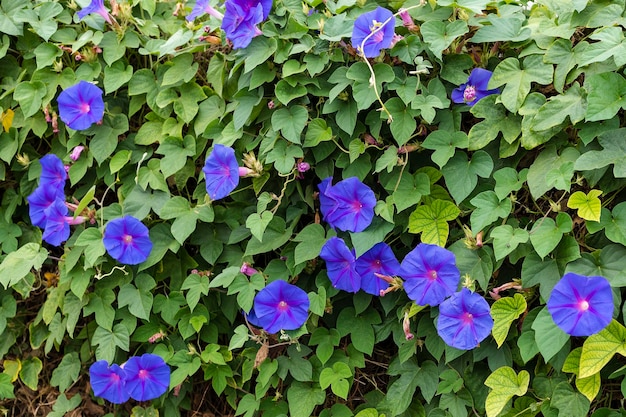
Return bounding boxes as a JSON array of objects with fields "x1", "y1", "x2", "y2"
[
  {"x1": 221, "y1": 0, "x2": 272, "y2": 48},
  {"x1": 351, "y1": 7, "x2": 395, "y2": 58},
  {"x1": 186, "y1": 0, "x2": 224, "y2": 21},
  {"x1": 320, "y1": 237, "x2": 361, "y2": 293},
  {"x1": 42, "y1": 199, "x2": 70, "y2": 246},
  {"x1": 202, "y1": 144, "x2": 240, "y2": 200},
  {"x1": 399, "y1": 243, "x2": 460, "y2": 306},
  {"x1": 318, "y1": 177, "x2": 376, "y2": 233},
  {"x1": 89, "y1": 360, "x2": 130, "y2": 404},
  {"x1": 57, "y1": 81, "x2": 105, "y2": 130},
  {"x1": 437, "y1": 288, "x2": 494, "y2": 350},
  {"x1": 76, "y1": 0, "x2": 112, "y2": 23},
  {"x1": 547, "y1": 273, "x2": 613, "y2": 336},
  {"x1": 355, "y1": 242, "x2": 401, "y2": 296},
  {"x1": 123, "y1": 354, "x2": 171, "y2": 401},
  {"x1": 39, "y1": 154, "x2": 67, "y2": 190},
  {"x1": 103, "y1": 215, "x2": 153, "y2": 265},
  {"x1": 28, "y1": 185, "x2": 65, "y2": 229},
  {"x1": 253, "y1": 280, "x2": 310, "y2": 333},
  {"x1": 451, "y1": 69, "x2": 500, "y2": 106}
]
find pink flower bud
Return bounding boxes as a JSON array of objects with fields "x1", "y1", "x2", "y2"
[
  {"x1": 239, "y1": 167, "x2": 254, "y2": 177},
  {"x1": 403, "y1": 311, "x2": 414, "y2": 340},
  {"x1": 240, "y1": 262, "x2": 258, "y2": 276},
  {"x1": 297, "y1": 162, "x2": 310, "y2": 173},
  {"x1": 268, "y1": 100, "x2": 275, "y2": 109},
  {"x1": 70, "y1": 146, "x2": 85, "y2": 161}
]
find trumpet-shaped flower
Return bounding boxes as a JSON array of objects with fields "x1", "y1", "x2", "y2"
[
  {"x1": 451, "y1": 68, "x2": 500, "y2": 106},
  {"x1": 76, "y1": 0, "x2": 112, "y2": 23},
  {"x1": 103, "y1": 215, "x2": 153, "y2": 265},
  {"x1": 203, "y1": 144, "x2": 240, "y2": 200},
  {"x1": 547, "y1": 273, "x2": 613, "y2": 336},
  {"x1": 355, "y1": 242, "x2": 401, "y2": 296},
  {"x1": 42, "y1": 199, "x2": 71, "y2": 246},
  {"x1": 123, "y1": 354, "x2": 171, "y2": 401},
  {"x1": 221, "y1": 0, "x2": 271, "y2": 48},
  {"x1": 318, "y1": 177, "x2": 376, "y2": 233},
  {"x1": 89, "y1": 361, "x2": 130, "y2": 404},
  {"x1": 437, "y1": 288, "x2": 493, "y2": 350},
  {"x1": 351, "y1": 7, "x2": 395, "y2": 58},
  {"x1": 320, "y1": 237, "x2": 361, "y2": 293},
  {"x1": 186, "y1": 0, "x2": 224, "y2": 21},
  {"x1": 57, "y1": 81, "x2": 105, "y2": 130},
  {"x1": 253, "y1": 280, "x2": 310, "y2": 333},
  {"x1": 39, "y1": 154, "x2": 67, "y2": 190},
  {"x1": 28, "y1": 185, "x2": 65, "y2": 229},
  {"x1": 400, "y1": 243, "x2": 460, "y2": 306}
]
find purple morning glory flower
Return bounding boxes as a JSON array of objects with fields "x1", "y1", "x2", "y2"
[
  {"x1": 351, "y1": 7, "x2": 395, "y2": 58},
  {"x1": 76, "y1": 0, "x2": 112, "y2": 23},
  {"x1": 203, "y1": 144, "x2": 240, "y2": 201},
  {"x1": 89, "y1": 360, "x2": 130, "y2": 404},
  {"x1": 547, "y1": 273, "x2": 613, "y2": 336},
  {"x1": 221, "y1": 0, "x2": 271, "y2": 49},
  {"x1": 57, "y1": 81, "x2": 105, "y2": 130},
  {"x1": 451, "y1": 68, "x2": 500, "y2": 106},
  {"x1": 42, "y1": 199, "x2": 70, "y2": 246},
  {"x1": 123, "y1": 354, "x2": 170, "y2": 401},
  {"x1": 400, "y1": 243, "x2": 460, "y2": 306},
  {"x1": 186, "y1": 0, "x2": 225, "y2": 21},
  {"x1": 28, "y1": 185, "x2": 65, "y2": 229},
  {"x1": 437, "y1": 288, "x2": 494, "y2": 350},
  {"x1": 320, "y1": 237, "x2": 361, "y2": 293},
  {"x1": 318, "y1": 177, "x2": 376, "y2": 233},
  {"x1": 39, "y1": 154, "x2": 67, "y2": 190},
  {"x1": 355, "y1": 242, "x2": 401, "y2": 296},
  {"x1": 253, "y1": 280, "x2": 310, "y2": 333},
  {"x1": 103, "y1": 215, "x2": 153, "y2": 265}
]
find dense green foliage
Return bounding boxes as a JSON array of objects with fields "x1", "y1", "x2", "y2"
[{"x1": 3, "y1": 0, "x2": 626, "y2": 416}]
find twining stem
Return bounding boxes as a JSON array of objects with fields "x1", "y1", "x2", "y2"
[{"x1": 357, "y1": 3, "x2": 426, "y2": 122}]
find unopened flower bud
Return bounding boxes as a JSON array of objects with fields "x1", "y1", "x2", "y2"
[
  {"x1": 240, "y1": 262, "x2": 258, "y2": 276},
  {"x1": 390, "y1": 34, "x2": 404, "y2": 48},
  {"x1": 297, "y1": 162, "x2": 310, "y2": 173},
  {"x1": 403, "y1": 311, "x2": 414, "y2": 341},
  {"x1": 16, "y1": 153, "x2": 30, "y2": 167},
  {"x1": 268, "y1": 100, "x2": 275, "y2": 109},
  {"x1": 70, "y1": 145, "x2": 85, "y2": 161},
  {"x1": 399, "y1": 8, "x2": 417, "y2": 31}
]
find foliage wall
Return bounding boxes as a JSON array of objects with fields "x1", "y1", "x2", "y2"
[{"x1": 2, "y1": 0, "x2": 626, "y2": 416}]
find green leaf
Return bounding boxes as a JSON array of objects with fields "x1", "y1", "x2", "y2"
[
  {"x1": 294, "y1": 224, "x2": 327, "y2": 265},
  {"x1": 181, "y1": 273, "x2": 209, "y2": 312},
  {"x1": 13, "y1": 81, "x2": 46, "y2": 118},
  {"x1": 19, "y1": 357, "x2": 42, "y2": 391},
  {"x1": 469, "y1": 191, "x2": 513, "y2": 234},
  {"x1": 287, "y1": 382, "x2": 325, "y2": 417},
  {"x1": 490, "y1": 225, "x2": 529, "y2": 261},
  {"x1": 0, "y1": 243, "x2": 47, "y2": 289},
  {"x1": 576, "y1": 372, "x2": 601, "y2": 403},
  {"x1": 0, "y1": 373, "x2": 14, "y2": 399},
  {"x1": 243, "y1": 37, "x2": 278, "y2": 73},
  {"x1": 246, "y1": 211, "x2": 274, "y2": 242},
  {"x1": 422, "y1": 130, "x2": 468, "y2": 168},
  {"x1": 489, "y1": 56, "x2": 553, "y2": 113},
  {"x1": 493, "y1": 168, "x2": 528, "y2": 200},
  {"x1": 104, "y1": 60, "x2": 133, "y2": 94},
  {"x1": 491, "y1": 294, "x2": 527, "y2": 347},
  {"x1": 156, "y1": 135, "x2": 196, "y2": 178},
  {"x1": 309, "y1": 328, "x2": 341, "y2": 365},
  {"x1": 442, "y1": 150, "x2": 493, "y2": 204},
  {"x1": 50, "y1": 352, "x2": 80, "y2": 393},
  {"x1": 303, "y1": 118, "x2": 333, "y2": 147},
  {"x1": 579, "y1": 320, "x2": 626, "y2": 378},
  {"x1": 551, "y1": 382, "x2": 590, "y2": 417},
  {"x1": 585, "y1": 72, "x2": 626, "y2": 122},
  {"x1": 74, "y1": 228, "x2": 106, "y2": 268},
  {"x1": 531, "y1": 307, "x2": 570, "y2": 362},
  {"x1": 529, "y1": 214, "x2": 572, "y2": 258},
  {"x1": 421, "y1": 20, "x2": 468, "y2": 60},
  {"x1": 448, "y1": 241, "x2": 494, "y2": 291},
  {"x1": 409, "y1": 199, "x2": 460, "y2": 246},
  {"x1": 118, "y1": 275, "x2": 156, "y2": 321},
  {"x1": 471, "y1": 14, "x2": 531, "y2": 43},
  {"x1": 271, "y1": 106, "x2": 308, "y2": 144},
  {"x1": 385, "y1": 97, "x2": 417, "y2": 146},
  {"x1": 533, "y1": 83, "x2": 586, "y2": 130},
  {"x1": 319, "y1": 362, "x2": 352, "y2": 399},
  {"x1": 567, "y1": 190, "x2": 602, "y2": 222},
  {"x1": 574, "y1": 128, "x2": 626, "y2": 177},
  {"x1": 275, "y1": 79, "x2": 307, "y2": 105},
  {"x1": 227, "y1": 274, "x2": 265, "y2": 313},
  {"x1": 527, "y1": 146, "x2": 579, "y2": 199},
  {"x1": 265, "y1": 139, "x2": 303, "y2": 174},
  {"x1": 92, "y1": 324, "x2": 130, "y2": 363},
  {"x1": 484, "y1": 367, "x2": 530, "y2": 417}
]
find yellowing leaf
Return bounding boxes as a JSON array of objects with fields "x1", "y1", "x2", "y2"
[
  {"x1": 408, "y1": 200, "x2": 460, "y2": 247},
  {"x1": 567, "y1": 190, "x2": 602, "y2": 222},
  {"x1": 1, "y1": 109, "x2": 14, "y2": 132},
  {"x1": 2, "y1": 359, "x2": 21, "y2": 382},
  {"x1": 485, "y1": 367, "x2": 530, "y2": 417},
  {"x1": 491, "y1": 294, "x2": 527, "y2": 347},
  {"x1": 579, "y1": 320, "x2": 626, "y2": 378},
  {"x1": 576, "y1": 372, "x2": 601, "y2": 402}
]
